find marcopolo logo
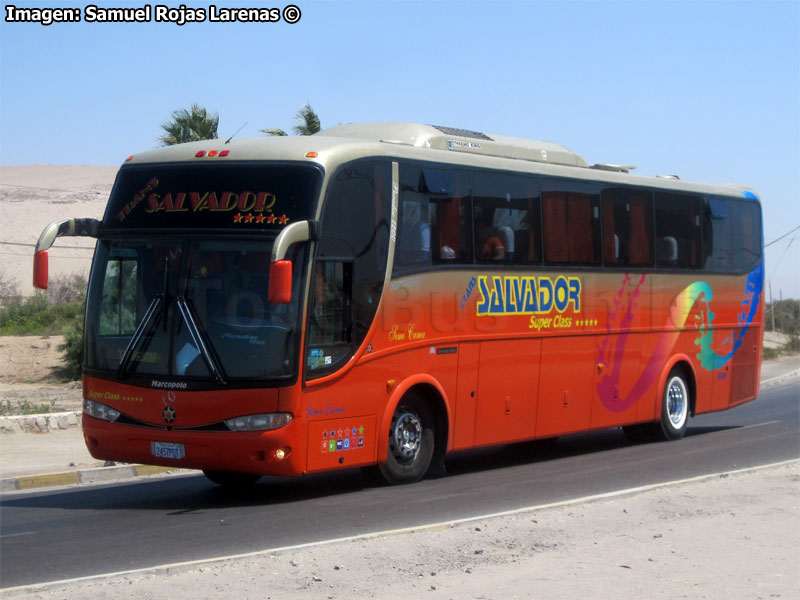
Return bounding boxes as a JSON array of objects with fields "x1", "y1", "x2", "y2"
[{"x1": 151, "y1": 380, "x2": 187, "y2": 390}]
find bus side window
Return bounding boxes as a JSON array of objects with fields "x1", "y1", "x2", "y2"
[
  {"x1": 396, "y1": 193, "x2": 431, "y2": 266},
  {"x1": 473, "y1": 171, "x2": 539, "y2": 265},
  {"x1": 655, "y1": 193, "x2": 701, "y2": 268},
  {"x1": 430, "y1": 170, "x2": 471, "y2": 264},
  {"x1": 307, "y1": 260, "x2": 353, "y2": 369},
  {"x1": 541, "y1": 184, "x2": 601, "y2": 265},
  {"x1": 703, "y1": 196, "x2": 762, "y2": 272},
  {"x1": 394, "y1": 165, "x2": 472, "y2": 269},
  {"x1": 308, "y1": 160, "x2": 391, "y2": 378},
  {"x1": 602, "y1": 188, "x2": 653, "y2": 267}
]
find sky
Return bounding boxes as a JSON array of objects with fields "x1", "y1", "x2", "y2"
[{"x1": 1, "y1": 0, "x2": 798, "y2": 298}]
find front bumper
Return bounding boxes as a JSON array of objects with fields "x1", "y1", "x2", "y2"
[{"x1": 82, "y1": 414, "x2": 306, "y2": 477}]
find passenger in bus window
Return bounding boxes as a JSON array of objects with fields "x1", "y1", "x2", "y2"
[
  {"x1": 477, "y1": 211, "x2": 508, "y2": 260},
  {"x1": 398, "y1": 198, "x2": 430, "y2": 265},
  {"x1": 481, "y1": 233, "x2": 506, "y2": 260}
]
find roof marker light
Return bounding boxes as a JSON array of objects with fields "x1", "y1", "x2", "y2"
[
  {"x1": 195, "y1": 151, "x2": 206, "y2": 158},
  {"x1": 305, "y1": 151, "x2": 318, "y2": 158},
  {"x1": 219, "y1": 150, "x2": 230, "y2": 157},
  {"x1": 125, "y1": 155, "x2": 134, "y2": 162},
  {"x1": 208, "y1": 150, "x2": 218, "y2": 157}
]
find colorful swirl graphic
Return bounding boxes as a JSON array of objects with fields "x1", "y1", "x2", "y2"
[{"x1": 596, "y1": 263, "x2": 763, "y2": 412}]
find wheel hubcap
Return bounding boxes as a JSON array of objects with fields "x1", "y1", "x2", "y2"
[
  {"x1": 667, "y1": 377, "x2": 688, "y2": 428},
  {"x1": 391, "y1": 411, "x2": 423, "y2": 464}
]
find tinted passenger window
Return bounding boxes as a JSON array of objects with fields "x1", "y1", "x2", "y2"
[
  {"x1": 394, "y1": 165, "x2": 471, "y2": 269},
  {"x1": 541, "y1": 180, "x2": 601, "y2": 265},
  {"x1": 473, "y1": 172, "x2": 541, "y2": 264},
  {"x1": 655, "y1": 193, "x2": 702, "y2": 268},
  {"x1": 602, "y1": 188, "x2": 653, "y2": 267},
  {"x1": 703, "y1": 197, "x2": 762, "y2": 272}
]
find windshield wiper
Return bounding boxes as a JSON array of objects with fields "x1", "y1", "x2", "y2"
[
  {"x1": 118, "y1": 256, "x2": 170, "y2": 379},
  {"x1": 176, "y1": 297, "x2": 228, "y2": 386},
  {"x1": 117, "y1": 296, "x2": 162, "y2": 379}
]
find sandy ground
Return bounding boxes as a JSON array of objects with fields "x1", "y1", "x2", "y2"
[
  {"x1": 0, "y1": 165, "x2": 116, "y2": 298},
  {"x1": 6, "y1": 462, "x2": 798, "y2": 599},
  {"x1": 0, "y1": 336, "x2": 82, "y2": 414}
]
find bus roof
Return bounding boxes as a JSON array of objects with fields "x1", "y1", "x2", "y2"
[
  {"x1": 123, "y1": 122, "x2": 758, "y2": 200},
  {"x1": 316, "y1": 122, "x2": 589, "y2": 168}
]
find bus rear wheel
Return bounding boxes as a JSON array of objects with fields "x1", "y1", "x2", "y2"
[
  {"x1": 379, "y1": 398, "x2": 435, "y2": 485},
  {"x1": 624, "y1": 368, "x2": 690, "y2": 443},
  {"x1": 647, "y1": 368, "x2": 690, "y2": 441},
  {"x1": 202, "y1": 469, "x2": 262, "y2": 488}
]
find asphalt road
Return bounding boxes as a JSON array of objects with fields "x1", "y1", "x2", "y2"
[{"x1": 2, "y1": 381, "x2": 798, "y2": 588}]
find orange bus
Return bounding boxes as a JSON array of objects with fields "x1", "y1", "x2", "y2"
[{"x1": 33, "y1": 123, "x2": 764, "y2": 486}]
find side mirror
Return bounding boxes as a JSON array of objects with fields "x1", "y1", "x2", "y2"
[
  {"x1": 33, "y1": 251, "x2": 49, "y2": 289},
  {"x1": 268, "y1": 260, "x2": 293, "y2": 304},
  {"x1": 268, "y1": 219, "x2": 320, "y2": 305},
  {"x1": 32, "y1": 218, "x2": 100, "y2": 290}
]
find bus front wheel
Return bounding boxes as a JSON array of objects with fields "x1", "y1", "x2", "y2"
[{"x1": 379, "y1": 398, "x2": 435, "y2": 485}]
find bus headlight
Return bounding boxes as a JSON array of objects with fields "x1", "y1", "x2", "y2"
[
  {"x1": 224, "y1": 413, "x2": 292, "y2": 432},
  {"x1": 83, "y1": 399, "x2": 121, "y2": 422}
]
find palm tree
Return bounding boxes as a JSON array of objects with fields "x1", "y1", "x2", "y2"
[
  {"x1": 158, "y1": 103, "x2": 219, "y2": 145},
  {"x1": 261, "y1": 103, "x2": 321, "y2": 136}
]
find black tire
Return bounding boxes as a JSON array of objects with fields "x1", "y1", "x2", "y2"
[
  {"x1": 202, "y1": 469, "x2": 262, "y2": 488},
  {"x1": 378, "y1": 397, "x2": 435, "y2": 485},
  {"x1": 652, "y1": 368, "x2": 690, "y2": 441}
]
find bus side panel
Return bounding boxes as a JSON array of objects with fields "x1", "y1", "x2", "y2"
[
  {"x1": 535, "y1": 337, "x2": 593, "y2": 438},
  {"x1": 420, "y1": 340, "x2": 459, "y2": 447},
  {"x1": 678, "y1": 331, "x2": 713, "y2": 415},
  {"x1": 711, "y1": 328, "x2": 734, "y2": 412},
  {"x1": 473, "y1": 339, "x2": 541, "y2": 447},
  {"x1": 706, "y1": 273, "x2": 764, "y2": 410},
  {"x1": 452, "y1": 342, "x2": 480, "y2": 450},
  {"x1": 590, "y1": 333, "x2": 642, "y2": 429},
  {"x1": 633, "y1": 332, "x2": 670, "y2": 423},
  {"x1": 302, "y1": 350, "x2": 420, "y2": 472},
  {"x1": 728, "y1": 325, "x2": 761, "y2": 407},
  {"x1": 306, "y1": 416, "x2": 377, "y2": 472}
]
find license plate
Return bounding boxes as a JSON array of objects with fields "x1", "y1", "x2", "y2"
[{"x1": 151, "y1": 441, "x2": 185, "y2": 460}]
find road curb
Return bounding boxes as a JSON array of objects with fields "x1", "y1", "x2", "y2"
[
  {"x1": 760, "y1": 367, "x2": 800, "y2": 390},
  {"x1": 0, "y1": 464, "x2": 184, "y2": 493},
  {"x1": 0, "y1": 411, "x2": 82, "y2": 434}
]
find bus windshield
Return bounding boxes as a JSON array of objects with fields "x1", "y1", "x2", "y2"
[
  {"x1": 83, "y1": 161, "x2": 321, "y2": 387},
  {"x1": 85, "y1": 237, "x2": 307, "y2": 385}
]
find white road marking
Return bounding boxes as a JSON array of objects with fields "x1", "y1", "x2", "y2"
[
  {"x1": 0, "y1": 531, "x2": 35, "y2": 540},
  {"x1": 739, "y1": 420, "x2": 781, "y2": 430}
]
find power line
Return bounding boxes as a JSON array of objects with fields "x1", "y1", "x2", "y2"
[
  {"x1": 0, "y1": 240, "x2": 96, "y2": 250},
  {"x1": 765, "y1": 225, "x2": 800, "y2": 248},
  {"x1": 0, "y1": 182, "x2": 107, "y2": 194},
  {"x1": 766, "y1": 236, "x2": 796, "y2": 282},
  {"x1": 0, "y1": 251, "x2": 92, "y2": 259}
]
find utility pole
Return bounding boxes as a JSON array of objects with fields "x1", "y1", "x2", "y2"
[{"x1": 769, "y1": 281, "x2": 776, "y2": 331}]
